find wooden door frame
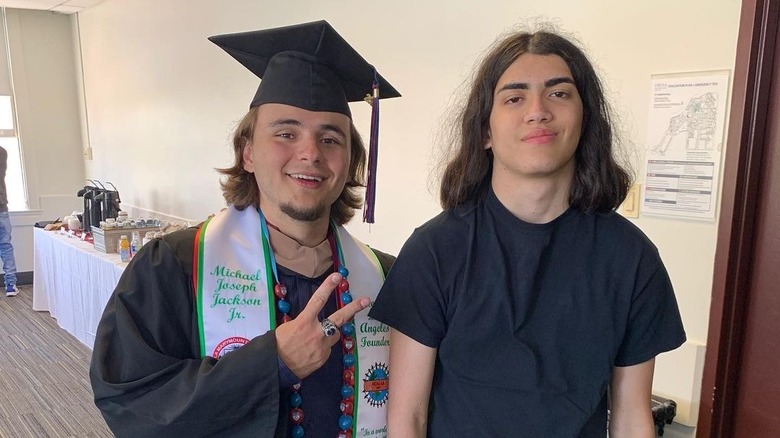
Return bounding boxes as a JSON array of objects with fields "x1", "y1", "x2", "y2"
[{"x1": 697, "y1": 1, "x2": 780, "y2": 436}]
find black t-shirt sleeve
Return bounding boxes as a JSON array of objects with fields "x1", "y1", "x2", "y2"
[
  {"x1": 614, "y1": 248, "x2": 687, "y2": 367},
  {"x1": 368, "y1": 230, "x2": 447, "y2": 348}
]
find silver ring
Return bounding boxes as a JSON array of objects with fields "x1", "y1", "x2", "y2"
[{"x1": 321, "y1": 318, "x2": 338, "y2": 337}]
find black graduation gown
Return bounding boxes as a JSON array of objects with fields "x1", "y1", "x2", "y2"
[{"x1": 89, "y1": 227, "x2": 393, "y2": 438}]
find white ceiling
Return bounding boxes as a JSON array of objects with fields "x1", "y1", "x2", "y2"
[{"x1": 0, "y1": 0, "x2": 106, "y2": 14}]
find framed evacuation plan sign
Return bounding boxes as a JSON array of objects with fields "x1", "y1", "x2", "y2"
[{"x1": 642, "y1": 70, "x2": 730, "y2": 220}]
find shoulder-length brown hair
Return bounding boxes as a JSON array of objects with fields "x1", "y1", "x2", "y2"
[
  {"x1": 217, "y1": 106, "x2": 367, "y2": 225},
  {"x1": 440, "y1": 30, "x2": 631, "y2": 213}
]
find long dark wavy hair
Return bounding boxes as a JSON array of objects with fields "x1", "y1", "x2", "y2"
[
  {"x1": 217, "y1": 106, "x2": 367, "y2": 225},
  {"x1": 440, "y1": 30, "x2": 631, "y2": 213}
]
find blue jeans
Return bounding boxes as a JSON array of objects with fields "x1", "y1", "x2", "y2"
[{"x1": 0, "y1": 211, "x2": 16, "y2": 287}]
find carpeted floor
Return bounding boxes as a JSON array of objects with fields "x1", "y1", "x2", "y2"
[{"x1": 0, "y1": 285, "x2": 112, "y2": 437}]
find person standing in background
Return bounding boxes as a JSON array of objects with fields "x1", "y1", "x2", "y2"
[{"x1": 0, "y1": 146, "x2": 17, "y2": 297}]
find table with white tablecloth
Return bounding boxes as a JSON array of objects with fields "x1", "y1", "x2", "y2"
[{"x1": 33, "y1": 227, "x2": 127, "y2": 349}]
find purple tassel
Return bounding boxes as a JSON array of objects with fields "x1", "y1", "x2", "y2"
[{"x1": 363, "y1": 80, "x2": 380, "y2": 223}]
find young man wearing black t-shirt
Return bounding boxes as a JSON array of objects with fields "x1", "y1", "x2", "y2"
[{"x1": 369, "y1": 30, "x2": 685, "y2": 438}]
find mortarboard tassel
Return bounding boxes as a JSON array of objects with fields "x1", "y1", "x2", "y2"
[{"x1": 363, "y1": 77, "x2": 380, "y2": 223}]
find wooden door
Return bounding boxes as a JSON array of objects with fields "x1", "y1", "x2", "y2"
[
  {"x1": 697, "y1": 0, "x2": 780, "y2": 436},
  {"x1": 730, "y1": 18, "x2": 780, "y2": 434}
]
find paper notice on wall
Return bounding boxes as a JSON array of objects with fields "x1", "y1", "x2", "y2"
[{"x1": 642, "y1": 71, "x2": 730, "y2": 220}]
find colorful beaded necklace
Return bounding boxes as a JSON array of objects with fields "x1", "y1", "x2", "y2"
[{"x1": 259, "y1": 211, "x2": 357, "y2": 438}]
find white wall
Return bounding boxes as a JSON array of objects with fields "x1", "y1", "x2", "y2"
[
  {"x1": 6, "y1": 9, "x2": 85, "y2": 272},
  {"x1": 75, "y1": 0, "x2": 742, "y2": 435}
]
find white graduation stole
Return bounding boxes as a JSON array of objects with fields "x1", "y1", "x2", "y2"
[{"x1": 193, "y1": 206, "x2": 389, "y2": 436}]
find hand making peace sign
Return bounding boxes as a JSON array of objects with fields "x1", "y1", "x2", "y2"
[{"x1": 275, "y1": 273, "x2": 370, "y2": 380}]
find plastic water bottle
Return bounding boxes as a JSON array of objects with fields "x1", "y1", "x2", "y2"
[
  {"x1": 142, "y1": 231, "x2": 155, "y2": 246},
  {"x1": 130, "y1": 231, "x2": 142, "y2": 257},
  {"x1": 119, "y1": 235, "x2": 131, "y2": 262}
]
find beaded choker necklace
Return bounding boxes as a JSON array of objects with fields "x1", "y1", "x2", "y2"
[{"x1": 259, "y1": 213, "x2": 357, "y2": 438}]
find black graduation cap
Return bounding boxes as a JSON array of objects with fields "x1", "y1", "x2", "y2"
[{"x1": 208, "y1": 20, "x2": 401, "y2": 116}]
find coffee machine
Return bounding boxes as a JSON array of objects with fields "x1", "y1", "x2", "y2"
[
  {"x1": 77, "y1": 180, "x2": 122, "y2": 232},
  {"x1": 96, "y1": 181, "x2": 122, "y2": 224}
]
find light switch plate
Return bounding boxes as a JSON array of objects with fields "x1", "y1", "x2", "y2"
[{"x1": 619, "y1": 184, "x2": 640, "y2": 218}]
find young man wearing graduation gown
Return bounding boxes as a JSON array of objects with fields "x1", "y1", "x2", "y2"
[{"x1": 89, "y1": 21, "x2": 399, "y2": 438}]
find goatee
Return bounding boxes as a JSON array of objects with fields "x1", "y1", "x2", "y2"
[{"x1": 280, "y1": 202, "x2": 328, "y2": 222}]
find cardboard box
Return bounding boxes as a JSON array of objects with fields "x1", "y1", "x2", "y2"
[{"x1": 91, "y1": 226, "x2": 161, "y2": 253}]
